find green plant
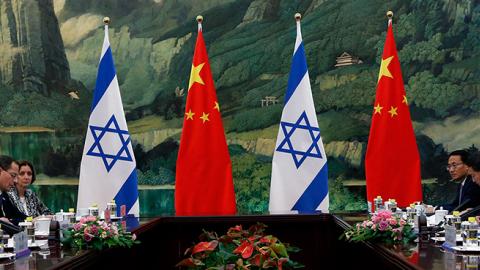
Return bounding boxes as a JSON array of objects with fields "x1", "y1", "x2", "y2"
[
  {"x1": 62, "y1": 216, "x2": 140, "y2": 250},
  {"x1": 176, "y1": 223, "x2": 304, "y2": 269}
]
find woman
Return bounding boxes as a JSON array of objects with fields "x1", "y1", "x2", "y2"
[{"x1": 7, "y1": 160, "x2": 52, "y2": 217}]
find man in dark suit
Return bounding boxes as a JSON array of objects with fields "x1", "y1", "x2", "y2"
[
  {"x1": 0, "y1": 156, "x2": 27, "y2": 226},
  {"x1": 442, "y1": 150, "x2": 480, "y2": 212},
  {"x1": 458, "y1": 152, "x2": 480, "y2": 219}
]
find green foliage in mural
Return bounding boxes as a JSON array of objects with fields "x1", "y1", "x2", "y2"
[
  {"x1": 228, "y1": 105, "x2": 283, "y2": 133},
  {"x1": 329, "y1": 178, "x2": 367, "y2": 212},
  {"x1": 407, "y1": 71, "x2": 473, "y2": 117},
  {"x1": 42, "y1": 144, "x2": 83, "y2": 177},
  {"x1": 231, "y1": 149, "x2": 271, "y2": 214},
  {"x1": 0, "y1": 90, "x2": 90, "y2": 129},
  {"x1": 134, "y1": 140, "x2": 178, "y2": 185}
]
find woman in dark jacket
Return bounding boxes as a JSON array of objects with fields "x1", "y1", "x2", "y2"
[{"x1": 7, "y1": 160, "x2": 51, "y2": 217}]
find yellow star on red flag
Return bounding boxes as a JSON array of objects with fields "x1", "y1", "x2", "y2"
[
  {"x1": 377, "y1": 56, "x2": 394, "y2": 83},
  {"x1": 200, "y1": 112, "x2": 210, "y2": 123},
  {"x1": 388, "y1": 106, "x2": 398, "y2": 117},
  {"x1": 188, "y1": 63, "x2": 205, "y2": 90},
  {"x1": 185, "y1": 109, "x2": 195, "y2": 120},
  {"x1": 374, "y1": 104, "x2": 383, "y2": 114},
  {"x1": 214, "y1": 101, "x2": 220, "y2": 112}
]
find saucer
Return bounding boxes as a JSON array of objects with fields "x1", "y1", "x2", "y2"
[
  {"x1": 0, "y1": 252, "x2": 14, "y2": 259},
  {"x1": 6, "y1": 239, "x2": 48, "y2": 249}
]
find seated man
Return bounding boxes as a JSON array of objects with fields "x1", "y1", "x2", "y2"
[
  {"x1": 0, "y1": 156, "x2": 27, "y2": 227},
  {"x1": 459, "y1": 152, "x2": 480, "y2": 219},
  {"x1": 442, "y1": 150, "x2": 480, "y2": 212}
]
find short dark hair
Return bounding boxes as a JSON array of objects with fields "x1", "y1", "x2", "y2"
[
  {"x1": 449, "y1": 150, "x2": 470, "y2": 164},
  {"x1": 17, "y1": 160, "x2": 36, "y2": 184},
  {"x1": 0, "y1": 155, "x2": 14, "y2": 171},
  {"x1": 468, "y1": 152, "x2": 480, "y2": 172}
]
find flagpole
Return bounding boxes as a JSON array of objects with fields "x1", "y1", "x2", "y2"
[
  {"x1": 387, "y1": 10, "x2": 393, "y2": 26},
  {"x1": 196, "y1": 15, "x2": 203, "y2": 32}
]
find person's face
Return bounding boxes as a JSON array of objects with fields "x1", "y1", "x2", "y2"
[
  {"x1": 17, "y1": 165, "x2": 33, "y2": 189},
  {"x1": 447, "y1": 155, "x2": 468, "y2": 181},
  {"x1": 0, "y1": 162, "x2": 18, "y2": 192},
  {"x1": 471, "y1": 170, "x2": 480, "y2": 185}
]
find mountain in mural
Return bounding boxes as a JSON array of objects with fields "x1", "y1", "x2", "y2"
[
  {"x1": 55, "y1": 0, "x2": 479, "y2": 139},
  {"x1": 0, "y1": 0, "x2": 69, "y2": 94},
  {"x1": 0, "y1": 0, "x2": 90, "y2": 128}
]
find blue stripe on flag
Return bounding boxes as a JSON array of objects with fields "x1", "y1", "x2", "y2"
[
  {"x1": 292, "y1": 164, "x2": 328, "y2": 213},
  {"x1": 114, "y1": 169, "x2": 139, "y2": 216},
  {"x1": 284, "y1": 43, "x2": 308, "y2": 104},
  {"x1": 91, "y1": 47, "x2": 116, "y2": 112}
]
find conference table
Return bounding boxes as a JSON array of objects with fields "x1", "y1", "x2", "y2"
[{"x1": 0, "y1": 213, "x2": 476, "y2": 269}]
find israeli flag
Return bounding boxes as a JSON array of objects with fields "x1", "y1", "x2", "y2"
[
  {"x1": 77, "y1": 24, "x2": 139, "y2": 217},
  {"x1": 269, "y1": 18, "x2": 329, "y2": 214}
]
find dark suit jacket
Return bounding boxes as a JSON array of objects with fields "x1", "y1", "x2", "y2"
[
  {"x1": 442, "y1": 175, "x2": 480, "y2": 212},
  {"x1": 0, "y1": 192, "x2": 27, "y2": 225}
]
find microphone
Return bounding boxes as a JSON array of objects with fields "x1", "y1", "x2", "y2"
[
  {"x1": 0, "y1": 220, "x2": 21, "y2": 235},
  {"x1": 452, "y1": 198, "x2": 472, "y2": 212}
]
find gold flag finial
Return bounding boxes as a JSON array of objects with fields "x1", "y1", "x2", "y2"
[
  {"x1": 196, "y1": 15, "x2": 203, "y2": 23},
  {"x1": 103, "y1": 17, "x2": 110, "y2": 25},
  {"x1": 295, "y1": 13, "x2": 302, "y2": 21},
  {"x1": 386, "y1": 11, "x2": 393, "y2": 19}
]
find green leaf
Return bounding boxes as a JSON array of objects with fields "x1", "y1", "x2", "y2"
[{"x1": 271, "y1": 243, "x2": 288, "y2": 257}]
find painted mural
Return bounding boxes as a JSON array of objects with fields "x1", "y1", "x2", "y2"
[{"x1": 0, "y1": 0, "x2": 479, "y2": 216}]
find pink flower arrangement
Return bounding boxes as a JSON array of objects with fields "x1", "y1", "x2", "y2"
[
  {"x1": 63, "y1": 216, "x2": 139, "y2": 251},
  {"x1": 342, "y1": 210, "x2": 416, "y2": 245}
]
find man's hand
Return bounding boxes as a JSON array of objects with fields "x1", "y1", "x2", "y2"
[
  {"x1": 460, "y1": 208, "x2": 472, "y2": 216},
  {"x1": 0, "y1": 217, "x2": 12, "y2": 225}
]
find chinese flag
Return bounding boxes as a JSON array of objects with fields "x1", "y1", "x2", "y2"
[
  {"x1": 175, "y1": 22, "x2": 236, "y2": 215},
  {"x1": 365, "y1": 19, "x2": 422, "y2": 208}
]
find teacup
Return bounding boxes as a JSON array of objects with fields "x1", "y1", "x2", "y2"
[{"x1": 35, "y1": 217, "x2": 51, "y2": 236}]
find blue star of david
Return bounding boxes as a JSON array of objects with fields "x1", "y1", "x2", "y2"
[
  {"x1": 276, "y1": 111, "x2": 323, "y2": 169},
  {"x1": 86, "y1": 115, "x2": 133, "y2": 172}
]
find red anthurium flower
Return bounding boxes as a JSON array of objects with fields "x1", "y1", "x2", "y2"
[
  {"x1": 249, "y1": 252, "x2": 270, "y2": 266},
  {"x1": 227, "y1": 225, "x2": 243, "y2": 238},
  {"x1": 233, "y1": 240, "x2": 254, "y2": 259},
  {"x1": 191, "y1": 240, "x2": 218, "y2": 255},
  {"x1": 259, "y1": 236, "x2": 273, "y2": 244},
  {"x1": 248, "y1": 235, "x2": 261, "y2": 242},
  {"x1": 278, "y1": 257, "x2": 289, "y2": 270},
  {"x1": 249, "y1": 253, "x2": 262, "y2": 266},
  {"x1": 175, "y1": 258, "x2": 202, "y2": 267}
]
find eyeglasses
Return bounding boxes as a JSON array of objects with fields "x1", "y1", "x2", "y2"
[
  {"x1": 7, "y1": 171, "x2": 18, "y2": 179},
  {"x1": 0, "y1": 168, "x2": 17, "y2": 179},
  {"x1": 446, "y1": 163, "x2": 464, "y2": 171}
]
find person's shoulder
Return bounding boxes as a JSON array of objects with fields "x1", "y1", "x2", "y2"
[{"x1": 466, "y1": 176, "x2": 480, "y2": 192}]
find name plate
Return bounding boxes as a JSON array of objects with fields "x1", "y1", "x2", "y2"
[
  {"x1": 13, "y1": 231, "x2": 30, "y2": 258},
  {"x1": 444, "y1": 224, "x2": 457, "y2": 247}
]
